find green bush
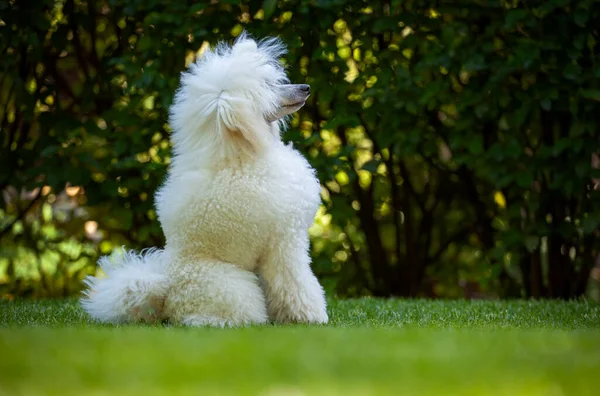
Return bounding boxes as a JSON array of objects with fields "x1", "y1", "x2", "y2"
[{"x1": 1, "y1": 0, "x2": 599, "y2": 299}]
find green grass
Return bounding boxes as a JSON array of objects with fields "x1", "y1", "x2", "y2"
[{"x1": 1, "y1": 298, "x2": 599, "y2": 395}]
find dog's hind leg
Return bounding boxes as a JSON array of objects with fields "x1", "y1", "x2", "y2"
[{"x1": 164, "y1": 259, "x2": 268, "y2": 327}]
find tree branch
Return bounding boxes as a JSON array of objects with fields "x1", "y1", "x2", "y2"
[
  {"x1": 358, "y1": 112, "x2": 403, "y2": 265},
  {"x1": 0, "y1": 189, "x2": 42, "y2": 240},
  {"x1": 87, "y1": 0, "x2": 101, "y2": 69},
  {"x1": 398, "y1": 159, "x2": 425, "y2": 212},
  {"x1": 1, "y1": 82, "x2": 16, "y2": 147},
  {"x1": 338, "y1": 125, "x2": 391, "y2": 295},
  {"x1": 429, "y1": 225, "x2": 473, "y2": 264},
  {"x1": 66, "y1": 0, "x2": 91, "y2": 81}
]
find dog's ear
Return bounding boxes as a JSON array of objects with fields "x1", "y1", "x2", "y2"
[{"x1": 216, "y1": 97, "x2": 271, "y2": 156}]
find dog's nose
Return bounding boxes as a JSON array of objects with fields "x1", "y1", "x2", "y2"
[{"x1": 299, "y1": 84, "x2": 310, "y2": 94}]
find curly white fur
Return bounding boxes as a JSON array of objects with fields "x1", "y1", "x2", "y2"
[{"x1": 81, "y1": 32, "x2": 328, "y2": 327}]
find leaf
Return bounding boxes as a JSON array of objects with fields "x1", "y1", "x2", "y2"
[
  {"x1": 107, "y1": 208, "x2": 133, "y2": 230},
  {"x1": 263, "y1": 0, "x2": 277, "y2": 19},
  {"x1": 553, "y1": 138, "x2": 570, "y2": 156},
  {"x1": 494, "y1": 191, "x2": 507, "y2": 209},
  {"x1": 189, "y1": 3, "x2": 207, "y2": 14},
  {"x1": 514, "y1": 40, "x2": 540, "y2": 68},
  {"x1": 115, "y1": 140, "x2": 128, "y2": 156},
  {"x1": 540, "y1": 98, "x2": 551, "y2": 111},
  {"x1": 505, "y1": 9, "x2": 528, "y2": 28},
  {"x1": 563, "y1": 63, "x2": 581, "y2": 80},
  {"x1": 510, "y1": 103, "x2": 531, "y2": 127},
  {"x1": 580, "y1": 89, "x2": 600, "y2": 102},
  {"x1": 575, "y1": 161, "x2": 588, "y2": 178},
  {"x1": 524, "y1": 235, "x2": 540, "y2": 253},
  {"x1": 466, "y1": 135, "x2": 484, "y2": 155},
  {"x1": 562, "y1": 179, "x2": 574, "y2": 196},
  {"x1": 569, "y1": 121, "x2": 586, "y2": 138},
  {"x1": 464, "y1": 54, "x2": 486, "y2": 72},
  {"x1": 137, "y1": 36, "x2": 153, "y2": 51},
  {"x1": 322, "y1": 114, "x2": 360, "y2": 129},
  {"x1": 361, "y1": 159, "x2": 380, "y2": 173},
  {"x1": 572, "y1": 138, "x2": 584, "y2": 154},
  {"x1": 41, "y1": 145, "x2": 60, "y2": 157},
  {"x1": 582, "y1": 215, "x2": 600, "y2": 234},
  {"x1": 574, "y1": 9, "x2": 589, "y2": 27},
  {"x1": 405, "y1": 101, "x2": 418, "y2": 115},
  {"x1": 475, "y1": 103, "x2": 489, "y2": 119},
  {"x1": 419, "y1": 81, "x2": 443, "y2": 105},
  {"x1": 515, "y1": 171, "x2": 533, "y2": 188},
  {"x1": 536, "y1": 0, "x2": 570, "y2": 17}
]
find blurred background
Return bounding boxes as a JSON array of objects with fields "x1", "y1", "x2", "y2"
[{"x1": 1, "y1": 0, "x2": 599, "y2": 301}]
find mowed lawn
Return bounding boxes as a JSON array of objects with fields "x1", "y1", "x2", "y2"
[{"x1": 1, "y1": 298, "x2": 599, "y2": 396}]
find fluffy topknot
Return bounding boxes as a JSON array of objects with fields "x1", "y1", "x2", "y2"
[{"x1": 168, "y1": 32, "x2": 290, "y2": 173}]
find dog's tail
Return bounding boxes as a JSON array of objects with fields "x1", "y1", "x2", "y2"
[{"x1": 81, "y1": 247, "x2": 170, "y2": 324}]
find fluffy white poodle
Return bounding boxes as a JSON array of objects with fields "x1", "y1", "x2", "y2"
[{"x1": 81, "y1": 32, "x2": 328, "y2": 327}]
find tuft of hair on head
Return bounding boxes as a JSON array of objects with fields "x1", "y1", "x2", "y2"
[{"x1": 168, "y1": 31, "x2": 290, "y2": 172}]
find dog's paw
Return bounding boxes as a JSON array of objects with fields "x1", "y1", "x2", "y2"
[
  {"x1": 304, "y1": 310, "x2": 329, "y2": 325},
  {"x1": 181, "y1": 313, "x2": 268, "y2": 328},
  {"x1": 282, "y1": 312, "x2": 329, "y2": 325},
  {"x1": 271, "y1": 303, "x2": 329, "y2": 325},
  {"x1": 182, "y1": 314, "x2": 230, "y2": 328}
]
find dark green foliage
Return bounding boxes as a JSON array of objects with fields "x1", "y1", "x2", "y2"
[{"x1": 1, "y1": 0, "x2": 599, "y2": 299}]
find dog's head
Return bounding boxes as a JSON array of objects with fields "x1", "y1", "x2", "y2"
[{"x1": 169, "y1": 32, "x2": 309, "y2": 163}]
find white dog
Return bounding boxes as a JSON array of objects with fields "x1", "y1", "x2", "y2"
[{"x1": 81, "y1": 32, "x2": 328, "y2": 327}]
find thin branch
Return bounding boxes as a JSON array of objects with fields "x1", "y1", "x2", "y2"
[
  {"x1": 87, "y1": 0, "x2": 101, "y2": 69},
  {"x1": 66, "y1": 0, "x2": 91, "y2": 81},
  {"x1": 346, "y1": 224, "x2": 370, "y2": 290},
  {"x1": 398, "y1": 159, "x2": 425, "y2": 212},
  {"x1": 338, "y1": 125, "x2": 391, "y2": 294},
  {"x1": 0, "y1": 189, "x2": 42, "y2": 239},
  {"x1": 1, "y1": 81, "x2": 16, "y2": 147},
  {"x1": 358, "y1": 112, "x2": 403, "y2": 262},
  {"x1": 419, "y1": 211, "x2": 434, "y2": 262},
  {"x1": 45, "y1": 54, "x2": 77, "y2": 103},
  {"x1": 429, "y1": 225, "x2": 473, "y2": 264},
  {"x1": 112, "y1": 7, "x2": 125, "y2": 55}
]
